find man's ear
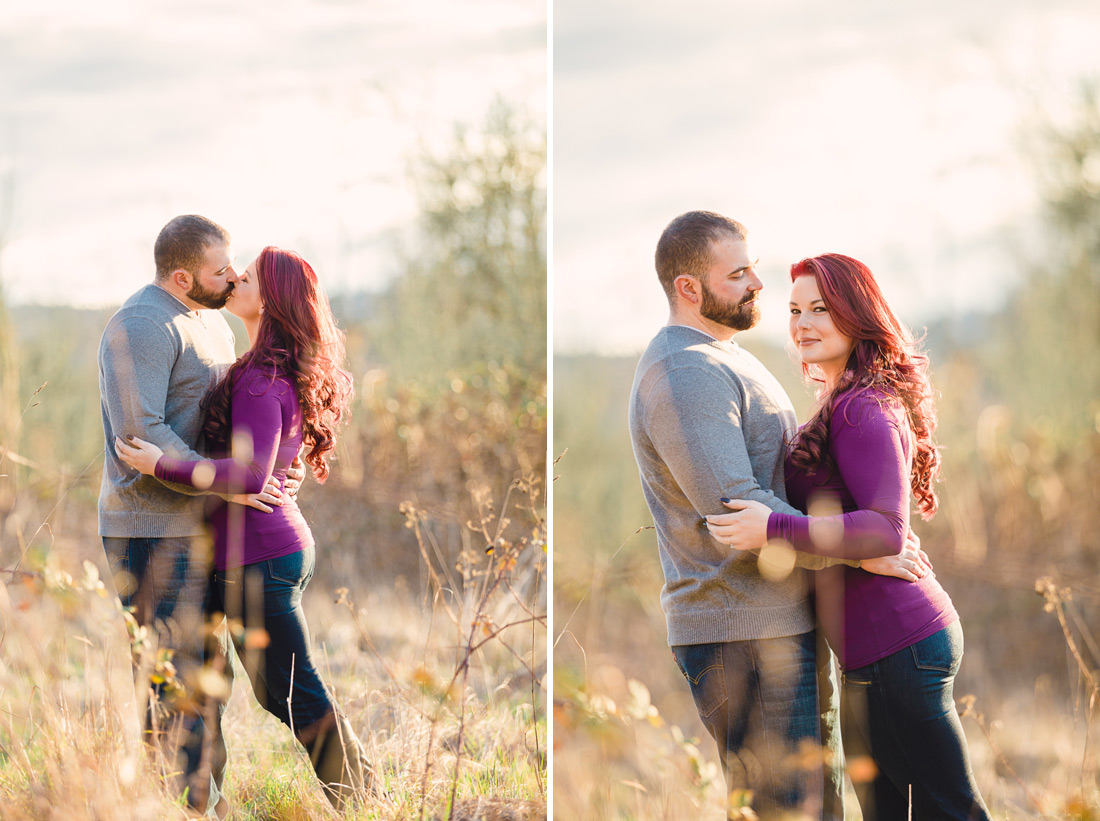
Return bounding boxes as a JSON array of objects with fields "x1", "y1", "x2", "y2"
[
  {"x1": 674, "y1": 274, "x2": 700, "y2": 305},
  {"x1": 169, "y1": 267, "x2": 192, "y2": 291}
]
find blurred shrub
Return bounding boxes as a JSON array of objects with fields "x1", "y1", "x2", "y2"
[{"x1": 369, "y1": 99, "x2": 546, "y2": 385}]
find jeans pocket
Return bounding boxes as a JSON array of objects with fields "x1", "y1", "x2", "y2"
[
  {"x1": 842, "y1": 667, "x2": 873, "y2": 687},
  {"x1": 267, "y1": 550, "x2": 307, "y2": 586},
  {"x1": 910, "y1": 624, "x2": 963, "y2": 675},
  {"x1": 672, "y1": 644, "x2": 728, "y2": 719}
]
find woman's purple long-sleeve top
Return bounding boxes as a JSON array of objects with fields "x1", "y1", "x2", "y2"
[
  {"x1": 155, "y1": 364, "x2": 313, "y2": 571},
  {"x1": 767, "y1": 388, "x2": 957, "y2": 669}
]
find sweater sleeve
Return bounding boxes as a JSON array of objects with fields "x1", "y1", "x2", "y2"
[
  {"x1": 645, "y1": 363, "x2": 804, "y2": 518},
  {"x1": 100, "y1": 314, "x2": 210, "y2": 496},
  {"x1": 766, "y1": 392, "x2": 910, "y2": 559},
  {"x1": 154, "y1": 374, "x2": 285, "y2": 495}
]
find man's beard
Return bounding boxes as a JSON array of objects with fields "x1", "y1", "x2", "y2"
[
  {"x1": 699, "y1": 281, "x2": 760, "y2": 331},
  {"x1": 188, "y1": 277, "x2": 233, "y2": 309}
]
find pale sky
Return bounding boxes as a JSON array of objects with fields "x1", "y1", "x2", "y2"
[
  {"x1": 553, "y1": 0, "x2": 1100, "y2": 352},
  {"x1": 0, "y1": 0, "x2": 546, "y2": 307}
]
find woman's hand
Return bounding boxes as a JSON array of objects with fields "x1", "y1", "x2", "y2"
[
  {"x1": 284, "y1": 455, "x2": 305, "y2": 498},
  {"x1": 114, "y1": 435, "x2": 164, "y2": 476},
  {"x1": 705, "y1": 498, "x2": 771, "y2": 551}
]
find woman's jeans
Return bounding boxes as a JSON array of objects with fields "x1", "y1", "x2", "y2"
[
  {"x1": 841, "y1": 621, "x2": 991, "y2": 820},
  {"x1": 206, "y1": 545, "x2": 372, "y2": 809},
  {"x1": 672, "y1": 630, "x2": 826, "y2": 819}
]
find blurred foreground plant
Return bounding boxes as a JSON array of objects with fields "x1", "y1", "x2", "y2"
[{"x1": 398, "y1": 469, "x2": 546, "y2": 821}]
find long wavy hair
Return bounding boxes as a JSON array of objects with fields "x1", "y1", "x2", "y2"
[
  {"x1": 787, "y1": 253, "x2": 940, "y2": 518},
  {"x1": 202, "y1": 246, "x2": 353, "y2": 482}
]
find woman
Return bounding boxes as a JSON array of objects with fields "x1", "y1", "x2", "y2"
[
  {"x1": 705, "y1": 254, "x2": 989, "y2": 820},
  {"x1": 115, "y1": 246, "x2": 375, "y2": 812}
]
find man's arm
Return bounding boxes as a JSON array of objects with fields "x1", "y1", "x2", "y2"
[
  {"x1": 644, "y1": 362, "x2": 856, "y2": 571},
  {"x1": 101, "y1": 315, "x2": 209, "y2": 496},
  {"x1": 644, "y1": 364, "x2": 798, "y2": 515}
]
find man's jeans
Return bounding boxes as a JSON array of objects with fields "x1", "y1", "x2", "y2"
[
  {"x1": 102, "y1": 535, "x2": 226, "y2": 814},
  {"x1": 841, "y1": 621, "x2": 991, "y2": 820},
  {"x1": 672, "y1": 630, "x2": 826, "y2": 819}
]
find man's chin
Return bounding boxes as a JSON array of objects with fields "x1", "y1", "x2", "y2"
[
  {"x1": 191, "y1": 292, "x2": 232, "y2": 310},
  {"x1": 712, "y1": 307, "x2": 760, "y2": 332}
]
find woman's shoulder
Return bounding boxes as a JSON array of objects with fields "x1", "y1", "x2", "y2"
[
  {"x1": 831, "y1": 385, "x2": 905, "y2": 430},
  {"x1": 234, "y1": 361, "x2": 296, "y2": 400}
]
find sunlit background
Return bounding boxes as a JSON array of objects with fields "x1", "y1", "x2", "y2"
[
  {"x1": 555, "y1": 0, "x2": 1100, "y2": 352},
  {"x1": 553, "y1": 2, "x2": 1100, "y2": 818},
  {"x1": 0, "y1": 3, "x2": 548, "y2": 816},
  {"x1": 0, "y1": 0, "x2": 545, "y2": 304}
]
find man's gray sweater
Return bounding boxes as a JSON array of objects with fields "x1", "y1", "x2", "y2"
[
  {"x1": 629, "y1": 325, "x2": 817, "y2": 646},
  {"x1": 98, "y1": 284, "x2": 236, "y2": 538}
]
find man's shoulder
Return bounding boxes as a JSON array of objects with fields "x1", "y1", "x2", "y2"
[
  {"x1": 106, "y1": 285, "x2": 181, "y2": 329},
  {"x1": 637, "y1": 326, "x2": 733, "y2": 374},
  {"x1": 631, "y1": 331, "x2": 746, "y2": 420}
]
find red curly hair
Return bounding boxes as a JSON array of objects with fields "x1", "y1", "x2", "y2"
[
  {"x1": 201, "y1": 246, "x2": 353, "y2": 482},
  {"x1": 787, "y1": 253, "x2": 940, "y2": 518}
]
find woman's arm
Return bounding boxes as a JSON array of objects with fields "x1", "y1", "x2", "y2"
[
  {"x1": 118, "y1": 374, "x2": 287, "y2": 497},
  {"x1": 769, "y1": 393, "x2": 910, "y2": 558},
  {"x1": 707, "y1": 393, "x2": 910, "y2": 559}
]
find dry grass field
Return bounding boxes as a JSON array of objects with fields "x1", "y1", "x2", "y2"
[
  {"x1": 0, "y1": 449, "x2": 546, "y2": 821},
  {"x1": 552, "y1": 352, "x2": 1100, "y2": 821}
]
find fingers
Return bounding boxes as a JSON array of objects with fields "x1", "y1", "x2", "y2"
[
  {"x1": 254, "y1": 490, "x2": 284, "y2": 507},
  {"x1": 703, "y1": 522, "x2": 745, "y2": 551},
  {"x1": 705, "y1": 512, "x2": 740, "y2": 527},
  {"x1": 896, "y1": 545, "x2": 930, "y2": 578},
  {"x1": 721, "y1": 498, "x2": 752, "y2": 510},
  {"x1": 113, "y1": 436, "x2": 136, "y2": 463},
  {"x1": 261, "y1": 480, "x2": 283, "y2": 499},
  {"x1": 248, "y1": 499, "x2": 274, "y2": 513}
]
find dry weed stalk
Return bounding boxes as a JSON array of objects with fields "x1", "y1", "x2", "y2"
[
  {"x1": 396, "y1": 470, "x2": 546, "y2": 821},
  {"x1": 1036, "y1": 577, "x2": 1100, "y2": 811}
]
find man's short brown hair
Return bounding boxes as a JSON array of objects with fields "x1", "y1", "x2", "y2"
[
  {"x1": 655, "y1": 211, "x2": 747, "y2": 301},
  {"x1": 154, "y1": 215, "x2": 231, "y2": 280}
]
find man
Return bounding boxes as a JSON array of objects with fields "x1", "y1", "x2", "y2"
[
  {"x1": 628, "y1": 211, "x2": 926, "y2": 819},
  {"x1": 98, "y1": 214, "x2": 290, "y2": 817}
]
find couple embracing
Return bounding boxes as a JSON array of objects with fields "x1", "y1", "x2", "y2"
[
  {"x1": 629, "y1": 211, "x2": 991, "y2": 819},
  {"x1": 98, "y1": 215, "x2": 377, "y2": 816}
]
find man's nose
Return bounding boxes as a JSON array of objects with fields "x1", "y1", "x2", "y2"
[{"x1": 226, "y1": 267, "x2": 240, "y2": 283}]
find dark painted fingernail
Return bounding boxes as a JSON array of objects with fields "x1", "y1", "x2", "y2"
[
  {"x1": 125, "y1": 434, "x2": 134, "y2": 441},
  {"x1": 720, "y1": 497, "x2": 730, "y2": 503}
]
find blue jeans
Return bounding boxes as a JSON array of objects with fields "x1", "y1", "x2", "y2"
[
  {"x1": 672, "y1": 631, "x2": 824, "y2": 818},
  {"x1": 841, "y1": 622, "x2": 991, "y2": 820},
  {"x1": 205, "y1": 546, "x2": 371, "y2": 808},
  {"x1": 102, "y1": 536, "x2": 227, "y2": 813},
  {"x1": 207, "y1": 546, "x2": 335, "y2": 731}
]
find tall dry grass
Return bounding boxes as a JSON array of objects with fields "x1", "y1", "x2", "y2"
[
  {"x1": 552, "y1": 351, "x2": 1100, "y2": 821},
  {"x1": 0, "y1": 324, "x2": 547, "y2": 820}
]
